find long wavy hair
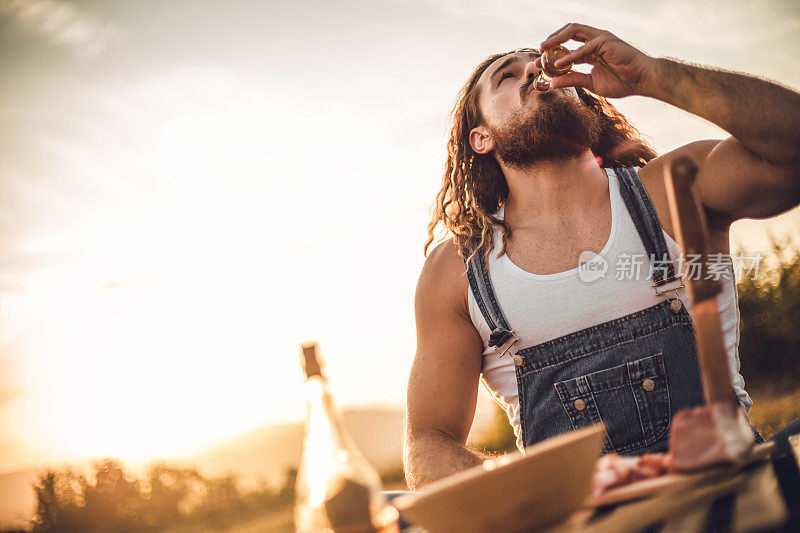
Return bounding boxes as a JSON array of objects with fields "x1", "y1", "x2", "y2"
[{"x1": 424, "y1": 47, "x2": 659, "y2": 267}]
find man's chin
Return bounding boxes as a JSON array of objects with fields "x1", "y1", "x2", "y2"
[
  {"x1": 490, "y1": 96, "x2": 602, "y2": 166},
  {"x1": 503, "y1": 143, "x2": 588, "y2": 167}
]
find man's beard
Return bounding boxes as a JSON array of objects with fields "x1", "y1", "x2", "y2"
[{"x1": 488, "y1": 91, "x2": 602, "y2": 167}]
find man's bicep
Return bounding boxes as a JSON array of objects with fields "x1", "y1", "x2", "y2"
[
  {"x1": 642, "y1": 137, "x2": 800, "y2": 222},
  {"x1": 696, "y1": 136, "x2": 800, "y2": 220},
  {"x1": 406, "y1": 246, "x2": 485, "y2": 444}
]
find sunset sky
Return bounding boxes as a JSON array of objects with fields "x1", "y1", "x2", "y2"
[{"x1": 1, "y1": 0, "x2": 799, "y2": 471}]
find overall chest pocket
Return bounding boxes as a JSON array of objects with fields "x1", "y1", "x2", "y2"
[{"x1": 554, "y1": 353, "x2": 671, "y2": 454}]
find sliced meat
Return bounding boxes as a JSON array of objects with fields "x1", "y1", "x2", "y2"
[
  {"x1": 588, "y1": 401, "x2": 754, "y2": 497},
  {"x1": 668, "y1": 401, "x2": 754, "y2": 473},
  {"x1": 589, "y1": 452, "x2": 671, "y2": 497},
  {"x1": 590, "y1": 454, "x2": 633, "y2": 497},
  {"x1": 633, "y1": 453, "x2": 671, "y2": 478},
  {"x1": 638, "y1": 452, "x2": 671, "y2": 473}
]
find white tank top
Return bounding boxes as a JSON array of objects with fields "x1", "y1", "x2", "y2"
[{"x1": 467, "y1": 167, "x2": 752, "y2": 451}]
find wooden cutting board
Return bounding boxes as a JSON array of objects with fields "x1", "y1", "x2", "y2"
[
  {"x1": 584, "y1": 441, "x2": 775, "y2": 508},
  {"x1": 394, "y1": 424, "x2": 606, "y2": 533}
]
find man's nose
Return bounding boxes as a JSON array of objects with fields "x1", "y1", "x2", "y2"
[{"x1": 523, "y1": 60, "x2": 539, "y2": 83}]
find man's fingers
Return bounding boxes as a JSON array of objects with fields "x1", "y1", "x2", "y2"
[
  {"x1": 545, "y1": 23, "x2": 570, "y2": 41},
  {"x1": 549, "y1": 71, "x2": 592, "y2": 91},
  {"x1": 539, "y1": 22, "x2": 604, "y2": 51},
  {"x1": 553, "y1": 39, "x2": 601, "y2": 68}
]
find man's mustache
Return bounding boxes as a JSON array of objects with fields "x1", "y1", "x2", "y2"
[
  {"x1": 520, "y1": 76, "x2": 534, "y2": 100},
  {"x1": 521, "y1": 75, "x2": 557, "y2": 101}
]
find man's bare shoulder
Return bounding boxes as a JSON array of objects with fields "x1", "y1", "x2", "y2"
[
  {"x1": 424, "y1": 239, "x2": 466, "y2": 279},
  {"x1": 417, "y1": 239, "x2": 470, "y2": 317},
  {"x1": 637, "y1": 158, "x2": 677, "y2": 241}
]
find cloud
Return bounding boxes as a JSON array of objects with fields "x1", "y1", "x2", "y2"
[
  {"x1": 0, "y1": 0, "x2": 122, "y2": 57},
  {"x1": 422, "y1": 0, "x2": 654, "y2": 31}
]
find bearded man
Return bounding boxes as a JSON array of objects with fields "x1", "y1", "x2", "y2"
[{"x1": 403, "y1": 23, "x2": 800, "y2": 490}]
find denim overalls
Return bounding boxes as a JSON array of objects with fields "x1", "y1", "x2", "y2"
[{"x1": 464, "y1": 166, "x2": 764, "y2": 455}]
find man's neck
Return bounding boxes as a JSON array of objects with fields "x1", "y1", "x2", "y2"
[{"x1": 501, "y1": 151, "x2": 609, "y2": 232}]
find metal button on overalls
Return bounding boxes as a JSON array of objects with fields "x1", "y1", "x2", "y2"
[{"x1": 643, "y1": 378, "x2": 655, "y2": 392}]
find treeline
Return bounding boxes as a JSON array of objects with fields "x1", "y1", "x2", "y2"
[
  {"x1": 737, "y1": 234, "x2": 800, "y2": 387},
  {"x1": 28, "y1": 459, "x2": 296, "y2": 532}
]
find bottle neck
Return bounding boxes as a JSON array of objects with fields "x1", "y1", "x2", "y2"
[{"x1": 304, "y1": 375, "x2": 350, "y2": 451}]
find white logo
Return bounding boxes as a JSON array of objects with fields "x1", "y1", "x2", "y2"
[{"x1": 578, "y1": 250, "x2": 608, "y2": 283}]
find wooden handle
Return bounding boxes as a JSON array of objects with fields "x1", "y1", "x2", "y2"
[
  {"x1": 663, "y1": 157, "x2": 736, "y2": 404},
  {"x1": 663, "y1": 156, "x2": 721, "y2": 304}
]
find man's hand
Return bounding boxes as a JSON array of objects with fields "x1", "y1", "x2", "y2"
[{"x1": 534, "y1": 22, "x2": 659, "y2": 98}]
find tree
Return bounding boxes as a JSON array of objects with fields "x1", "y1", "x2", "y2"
[{"x1": 736, "y1": 233, "x2": 800, "y2": 388}]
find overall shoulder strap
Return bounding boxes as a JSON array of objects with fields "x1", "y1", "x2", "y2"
[
  {"x1": 462, "y1": 244, "x2": 516, "y2": 348},
  {"x1": 613, "y1": 166, "x2": 681, "y2": 288}
]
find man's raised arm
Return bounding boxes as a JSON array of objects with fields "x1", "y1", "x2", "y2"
[
  {"x1": 638, "y1": 56, "x2": 800, "y2": 222},
  {"x1": 536, "y1": 22, "x2": 800, "y2": 222},
  {"x1": 403, "y1": 240, "x2": 488, "y2": 490}
]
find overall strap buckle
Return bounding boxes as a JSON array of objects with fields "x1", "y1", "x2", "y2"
[
  {"x1": 652, "y1": 276, "x2": 684, "y2": 297},
  {"x1": 491, "y1": 330, "x2": 524, "y2": 366},
  {"x1": 497, "y1": 333, "x2": 520, "y2": 357},
  {"x1": 653, "y1": 277, "x2": 685, "y2": 313}
]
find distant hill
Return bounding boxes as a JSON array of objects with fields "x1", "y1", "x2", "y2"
[
  {"x1": 0, "y1": 468, "x2": 40, "y2": 530},
  {"x1": 189, "y1": 407, "x2": 406, "y2": 486}
]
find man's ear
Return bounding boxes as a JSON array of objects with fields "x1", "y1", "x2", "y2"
[{"x1": 469, "y1": 125, "x2": 494, "y2": 155}]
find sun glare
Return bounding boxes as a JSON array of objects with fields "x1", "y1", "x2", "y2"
[{"x1": 6, "y1": 70, "x2": 319, "y2": 464}]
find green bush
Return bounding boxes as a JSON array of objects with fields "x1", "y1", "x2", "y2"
[{"x1": 736, "y1": 233, "x2": 800, "y2": 388}]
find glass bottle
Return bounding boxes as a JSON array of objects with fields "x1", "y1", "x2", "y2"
[
  {"x1": 294, "y1": 343, "x2": 400, "y2": 533},
  {"x1": 534, "y1": 45, "x2": 574, "y2": 91}
]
